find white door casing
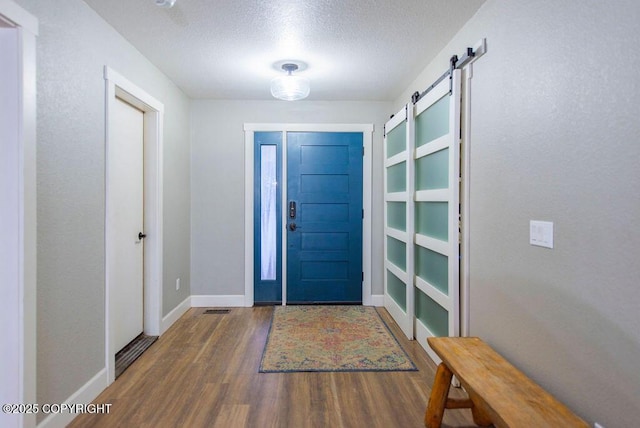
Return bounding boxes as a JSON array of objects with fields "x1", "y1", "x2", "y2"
[
  {"x1": 0, "y1": 3, "x2": 37, "y2": 428},
  {"x1": 0, "y1": 0, "x2": 38, "y2": 427},
  {"x1": 243, "y1": 123, "x2": 373, "y2": 307},
  {"x1": 105, "y1": 66, "x2": 163, "y2": 384}
]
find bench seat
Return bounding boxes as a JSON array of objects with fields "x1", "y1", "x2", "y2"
[{"x1": 425, "y1": 337, "x2": 589, "y2": 428}]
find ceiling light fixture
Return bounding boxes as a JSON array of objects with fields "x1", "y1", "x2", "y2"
[
  {"x1": 270, "y1": 63, "x2": 310, "y2": 101},
  {"x1": 155, "y1": 0, "x2": 176, "y2": 8}
]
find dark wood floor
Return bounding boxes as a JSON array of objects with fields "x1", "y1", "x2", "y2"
[{"x1": 69, "y1": 307, "x2": 475, "y2": 428}]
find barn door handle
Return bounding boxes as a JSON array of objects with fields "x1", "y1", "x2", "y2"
[{"x1": 138, "y1": 232, "x2": 147, "y2": 240}]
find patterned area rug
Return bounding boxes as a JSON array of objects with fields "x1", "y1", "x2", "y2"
[{"x1": 259, "y1": 306, "x2": 417, "y2": 373}]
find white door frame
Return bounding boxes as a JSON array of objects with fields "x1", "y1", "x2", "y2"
[
  {"x1": 0, "y1": 3, "x2": 37, "y2": 428},
  {"x1": 104, "y1": 66, "x2": 164, "y2": 384},
  {"x1": 243, "y1": 123, "x2": 373, "y2": 306}
]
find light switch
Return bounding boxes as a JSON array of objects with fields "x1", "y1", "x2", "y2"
[{"x1": 530, "y1": 221, "x2": 554, "y2": 249}]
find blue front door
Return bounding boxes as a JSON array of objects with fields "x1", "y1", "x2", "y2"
[{"x1": 286, "y1": 132, "x2": 363, "y2": 303}]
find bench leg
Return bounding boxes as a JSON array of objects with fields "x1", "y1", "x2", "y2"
[
  {"x1": 467, "y1": 390, "x2": 493, "y2": 427},
  {"x1": 424, "y1": 363, "x2": 453, "y2": 428}
]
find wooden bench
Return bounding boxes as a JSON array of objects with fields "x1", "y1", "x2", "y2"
[{"x1": 424, "y1": 337, "x2": 589, "y2": 428}]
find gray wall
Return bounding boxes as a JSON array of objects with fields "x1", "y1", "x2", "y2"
[
  {"x1": 394, "y1": 0, "x2": 640, "y2": 426},
  {"x1": 14, "y1": 0, "x2": 191, "y2": 416},
  {"x1": 16, "y1": 0, "x2": 640, "y2": 425},
  {"x1": 190, "y1": 100, "x2": 391, "y2": 297}
]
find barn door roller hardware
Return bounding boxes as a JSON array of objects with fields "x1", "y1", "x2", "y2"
[{"x1": 411, "y1": 46, "x2": 479, "y2": 105}]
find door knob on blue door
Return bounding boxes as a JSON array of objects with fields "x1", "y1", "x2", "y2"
[{"x1": 288, "y1": 223, "x2": 297, "y2": 232}]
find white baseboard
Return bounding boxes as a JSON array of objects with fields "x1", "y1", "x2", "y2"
[
  {"x1": 191, "y1": 294, "x2": 381, "y2": 307},
  {"x1": 191, "y1": 295, "x2": 246, "y2": 307},
  {"x1": 37, "y1": 368, "x2": 108, "y2": 428},
  {"x1": 370, "y1": 294, "x2": 384, "y2": 307},
  {"x1": 160, "y1": 296, "x2": 191, "y2": 335}
]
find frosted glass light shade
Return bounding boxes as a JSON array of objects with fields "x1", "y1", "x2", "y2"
[{"x1": 270, "y1": 75, "x2": 310, "y2": 101}]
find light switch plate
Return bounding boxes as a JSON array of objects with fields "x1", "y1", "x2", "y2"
[{"x1": 530, "y1": 220, "x2": 554, "y2": 249}]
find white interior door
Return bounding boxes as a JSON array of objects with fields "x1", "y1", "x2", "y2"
[
  {"x1": 0, "y1": 23, "x2": 21, "y2": 426},
  {"x1": 111, "y1": 97, "x2": 145, "y2": 352}
]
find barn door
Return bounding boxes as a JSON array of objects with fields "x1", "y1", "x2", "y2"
[
  {"x1": 383, "y1": 105, "x2": 414, "y2": 339},
  {"x1": 384, "y1": 69, "x2": 462, "y2": 357},
  {"x1": 413, "y1": 70, "x2": 461, "y2": 361}
]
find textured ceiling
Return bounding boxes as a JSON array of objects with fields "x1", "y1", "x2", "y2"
[{"x1": 83, "y1": 0, "x2": 485, "y2": 101}]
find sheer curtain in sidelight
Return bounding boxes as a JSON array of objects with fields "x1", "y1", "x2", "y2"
[{"x1": 260, "y1": 145, "x2": 277, "y2": 280}]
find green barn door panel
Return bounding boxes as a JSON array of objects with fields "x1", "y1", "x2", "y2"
[
  {"x1": 383, "y1": 105, "x2": 414, "y2": 339},
  {"x1": 413, "y1": 70, "x2": 461, "y2": 364}
]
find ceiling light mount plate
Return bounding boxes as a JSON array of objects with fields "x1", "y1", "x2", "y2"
[
  {"x1": 155, "y1": 0, "x2": 177, "y2": 8},
  {"x1": 281, "y1": 63, "x2": 298, "y2": 74},
  {"x1": 272, "y1": 60, "x2": 308, "y2": 73}
]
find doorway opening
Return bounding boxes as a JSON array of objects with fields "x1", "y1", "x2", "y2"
[
  {"x1": 0, "y1": 5, "x2": 37, "y2": 428},
  {"x1": 244, "y1": 124, "x2": 373, "y2": 307},
  {"x1": 104, "y1": 66, "x2": 164, "y2": 384}
]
